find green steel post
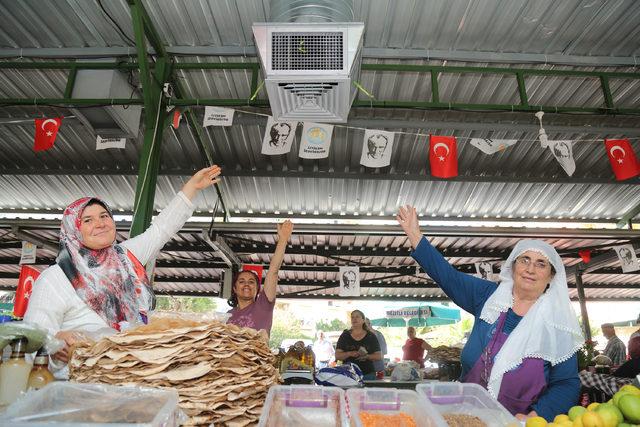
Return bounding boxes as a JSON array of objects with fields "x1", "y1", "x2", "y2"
[
  {"x1": 63, "y1": 66, "x2": 78, "y2": 98},
  {"x1": 129, "y1": 0, "x2": 170, "y2": 237},
  {"x1": 516, "y1": 72, "x2": 529, "y2": 106},
  {"x1": 430, "y1": 70, "x2": 439, "y2": 103},
  {"x1": 600, "y1": 75, "x2": 614, "y2": 110}
]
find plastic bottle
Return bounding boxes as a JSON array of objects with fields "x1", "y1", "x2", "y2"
[
  {"x1": 27, "y1": 347, "x2": 54, "y2": 391},
  {"x1": 0, "y1": 337, "x2": 32, "y2": 406}
]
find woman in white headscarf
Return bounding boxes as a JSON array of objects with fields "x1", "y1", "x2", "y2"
[{"x1": 397, "y1": 206, "x2": 584, "y2": 422}]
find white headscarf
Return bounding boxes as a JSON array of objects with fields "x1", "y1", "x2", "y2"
[{"x1": 479, "y1": 239, "x2": 584, "y2": 398}]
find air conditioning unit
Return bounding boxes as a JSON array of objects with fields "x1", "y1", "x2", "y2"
[
  {"x1": 71, "y1": 61, "x2": 142, "y2": 138},
  {"x1": 252, "y1": 22, "x2": 364, "y2": 123}
]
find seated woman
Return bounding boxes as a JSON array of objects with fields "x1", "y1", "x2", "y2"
[
  {"x1": 397, "y1": 205, "x2": 584, "y2": 422},
  {"x1": 226, "y1": 220, "x2": 293, "y2": 334},
  {"x1": 335, "y1": 310, "x2": 382, "y2": 381},
  {"x1": 24, "y1": 166, "x2": 222, "y2": 364}
]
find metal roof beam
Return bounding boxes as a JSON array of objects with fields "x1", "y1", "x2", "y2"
[
  {"x1": 1, "y1": 167, "x2": 638, "y2": 186},
  {"x1": 3, "y1": 219, "x2": 639, "y2": 239},
  {"x1": 1, "y1": 46, "x2": 638, "y2": 68}
]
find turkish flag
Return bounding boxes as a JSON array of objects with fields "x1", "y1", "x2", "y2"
[
  {"x1": 34, "y1": 117, "x2": 62, "y2": 151},
  {"x1": 13, "y1": 265, "x2": 40, "y2": 318},
  {"x1": 172, "y1": 109, "x2": 181, "y2": 129},
  {"x1": 429, "y1": 135, "x2": 458, "y2": 178},
  {"x1": 241, "y1": 264, "x2": 264, "y2": 286},
  {"x1": 604, "y1": 139, "x2": 640, "y2": 181},
  {"x1": 578, "y1": 249, "x2": 591, "y2": 264}
]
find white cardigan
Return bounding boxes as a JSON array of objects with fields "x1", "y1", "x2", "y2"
[{"x1": 24, "y1": 192, "x2": 194, "y2": 335}]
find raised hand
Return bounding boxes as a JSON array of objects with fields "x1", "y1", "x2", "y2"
[
  {"x1": 277, "y1": 219, "x2": 293, "y2": 242},
  {"x1": 396, "y1": 205, "x2": 423, "y2": 249},
  {"x1": 181, "y1": 165, "x2": 222, "y2": 200}
]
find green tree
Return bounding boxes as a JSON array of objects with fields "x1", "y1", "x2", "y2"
[
  {"x1": 155, "y1": 296, "x2": 217, "y2": 313},
  {"x1": 315, "y1": 318, "x2": 349, "y2": 333},
  {"x1": 269, "y1": 308, "x2": 312, "y2": 349}
]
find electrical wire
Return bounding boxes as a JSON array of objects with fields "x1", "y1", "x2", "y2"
[{"x1": 96, "y1": 0, "x2": 136, "y2": 45}]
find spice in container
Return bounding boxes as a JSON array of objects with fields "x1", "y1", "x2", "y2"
[
  {"x1": 0, "y1": 337, "x2": 32, "y2": 406},
  {"x1": 27, "y1": 347, "x2": 54, "y2": 391}
]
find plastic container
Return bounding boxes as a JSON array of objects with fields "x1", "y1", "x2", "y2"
[
  {"x1": 347, "y1": 387, "x2": 446, "y2": 427},
  {"x1": 416, "y1": 382, "x2": 517, "y2": 427},
  {"x1": 3, "y1": 382, "x2": 186, "y2": 426},
  {"x1": 259, "y1": 385, "x2": 348, "y2": 427}
]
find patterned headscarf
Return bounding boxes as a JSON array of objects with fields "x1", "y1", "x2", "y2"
[{"x1": 57, "y1": 197, "x2": 153, "y2": 331}]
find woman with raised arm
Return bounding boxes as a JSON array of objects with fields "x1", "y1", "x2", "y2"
[
  {"x1": 227, "y1": 220, "x2": 293, "y2": 334},
  {"x1": 396, "y1": 205, "x2": 583, "y2": 422}
]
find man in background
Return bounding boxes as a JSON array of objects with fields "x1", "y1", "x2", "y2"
[
  {"x1": 365, "y1": 318, "x2": 387, "y2": 377},
  {"x1": 313, "y1": 330, "x2": 335, "y2": 369},
  {"x1": 402, "y1": 326, "x2": 432, "y2": 368},
  {"x1": 602, "y1": 323, "x2": 627, "y2": 366}
]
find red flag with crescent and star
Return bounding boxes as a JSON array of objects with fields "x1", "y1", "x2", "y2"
[
  {"x1": 604, "y1": 139, "x2": 640, "y2": 181},
  {"x1": 34, "y1": 117, "x2": 62, "y2": 151},
  {"x1": 13, "y1": 265, "x2": 40, "y2": 318},
  {"x1": 429, "y1": 135, "x2": 458, "y2": 178}
]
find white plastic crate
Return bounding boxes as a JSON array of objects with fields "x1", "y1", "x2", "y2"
[
  {"x1": 347, "y1": 387, "x2": 446, "y2": 427},
  {"x1": 259, "y1": 385, "x2": 348, "y2": 427},
  {"x1": 416, "y1": 382, "x2": 518, "y2": 427}
]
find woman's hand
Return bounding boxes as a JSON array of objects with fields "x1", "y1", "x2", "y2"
[
  {"x1": 515, "y1": 411, "x2": 538, "y2": 421},
  {"x1": 181, "y1": 165, "x2": 222, "y2": 200},
  {"x1": 396, "y1": 205, "x2": 422, "y2": 249},
  {"x1": 277, "y1": 220, "x2": 293, "y2": 242},
  {"x1": 52, "y1": 330, "x2": 90, "y2": 363}
]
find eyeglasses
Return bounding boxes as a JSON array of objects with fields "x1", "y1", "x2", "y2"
[{"x1": 515, "y1": 256, "x2": 550, "y2": 271}]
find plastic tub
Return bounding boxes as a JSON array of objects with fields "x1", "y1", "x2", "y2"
[
  {"x1": 3, "y1": 382, "x2": 184, "y2": 426},
  {"x1": 259, "y1": 385, "x2": 348, "y2": 427},
  {"x1": 416, "y1": 382, "x2": 518, "y2": 427},
  {"x1": 347, "y1": 387, "x2": 446, "y2": 427}
]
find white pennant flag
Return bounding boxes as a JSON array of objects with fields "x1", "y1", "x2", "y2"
[
  {"x1": 19, "y1": 241, "x2": 36, "y2": 265},
  {"x1": 203, "y1": 106, "x2": 234, "y2": 127},
  {"x1": 549, "y1": 140, "x2": 576, "y2": 176},
  {"x1": 261, "y1": 117, "x2": 298, "y2": 155},
  {"x1": 360, "y1": 129, "x2": 394, "y2": 168},
  {"x1": 474, "y1": 261, "x2": 495, "y2": 281},
  {"x1": 299, "y1": 122, "x2": 334, "y2": 159},
  {"x1": 96, "y1": 135, "x2": 126, "y2": 150},
  {"x1": 613, "y1": 244, "x2": 640, "y2": 273},
  {"x1": 469, "y1": 138, "x2": 518, "y2": 155},
  {"x1": 339, "y1": 266, "x2": 360, "y2": 297}
]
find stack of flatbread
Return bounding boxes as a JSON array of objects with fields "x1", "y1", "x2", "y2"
[{"x1": 69, "y1": 317, "x2": 279, "y2": 426}]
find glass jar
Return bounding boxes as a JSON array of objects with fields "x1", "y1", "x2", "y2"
[
  {"x1": 27, "y1": 347, "x2": 54, "y2": 391},
  {"x1": 0, "y1": 337, "x2": 32, "y2": 406}
]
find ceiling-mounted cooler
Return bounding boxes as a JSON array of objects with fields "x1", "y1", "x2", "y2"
[{"x1": 252, "y1": 22, "x2": 365, "y2": 123}]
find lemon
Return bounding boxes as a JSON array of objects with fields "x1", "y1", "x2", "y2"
[
  {"x1": 568, "y1": 406, "x2": 587, "y2": 421},
  {"x1": 554, "y1": 414, "x2": 570, "y2": 423},
  {"x1": 572, "y1": 415, "x2": 583, "y2": 427},
  {"x1": 619, "y1": 384, "x2": 640, "y2": 395},
  {"x1": 526, "y1": 416, "x2": 549, "y2": 427},
  {"x1": 594, "y1": 403, "x2": 623, "y2": 427},
  {"x1": 581, "y1": 411, "x2": 604, "y2": 427},
  {"x1": 586, "y1": 402, "x2": 600, "y2": 411},
  {"x1": 618, "y1": 393, "x2": 640, "y2": 423}
]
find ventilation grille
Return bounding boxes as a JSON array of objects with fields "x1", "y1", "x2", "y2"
[
  {"x1": 278, "y1": 82, "x2": 338, "y2": 99},
  {"x1": 271, "y1": 32, "x2": 343, "y2": 70}
]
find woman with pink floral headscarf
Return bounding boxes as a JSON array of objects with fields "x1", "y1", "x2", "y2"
[{"x1": 24, "y1": 166, "x2": 221, "y2": 364}]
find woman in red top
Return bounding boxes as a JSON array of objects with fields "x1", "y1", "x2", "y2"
[{"x1": 402, "y1": 326, "x2": 432, "y2": 368}]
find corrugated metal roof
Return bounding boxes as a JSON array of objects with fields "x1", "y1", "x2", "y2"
[{"x1": 0, "y1": 0, "x2": 639, "y2": 301}]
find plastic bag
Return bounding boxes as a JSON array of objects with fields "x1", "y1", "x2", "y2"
[
  {"x1": 0, "y1": 321, "x2": 64, "y2": 354},
  {"x1": 4, "y1": 382, "x2": 187, "y2": 426},
  {"x1": 315, "y1": 363, "x2": 364, "y2": 387},
  {"x1": 391, "y1": 361, "x2": 420, "y2": 381}
]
